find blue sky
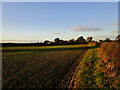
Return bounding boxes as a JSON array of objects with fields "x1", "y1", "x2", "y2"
[{"x1": 2, "y1": 2, "x2": 118, "y2": 43}]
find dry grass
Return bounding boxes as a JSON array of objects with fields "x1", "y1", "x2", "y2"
[{"x1": 99, "y1": 42, "x2": 120, "y2": 88}]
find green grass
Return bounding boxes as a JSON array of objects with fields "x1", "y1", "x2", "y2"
[{"x1": 74, "y1": 49, "x2": 99, "y2": 88}]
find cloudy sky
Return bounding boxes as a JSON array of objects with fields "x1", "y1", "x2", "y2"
[{"x1": 2, "y1": 2, "x2": 118, "y2": 43}]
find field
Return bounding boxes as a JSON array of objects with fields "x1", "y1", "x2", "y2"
[
  {"x1": 2, "y1": 42, "x2": 119, "y2": 89},
  {"x1": 2, "y1": 44, "x2": 91, "y2": 88},
  {"x1": 2, "y1": 44, "x2": 95, "y2": 53}
]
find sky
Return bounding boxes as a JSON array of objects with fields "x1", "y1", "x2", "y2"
[{"x1": 2, "y1": 2, "x2": 118, "y2": 43}]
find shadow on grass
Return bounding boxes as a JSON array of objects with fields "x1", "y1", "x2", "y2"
[{"x1": 2, "y1": 46, "x2": 99, "y2": 53}]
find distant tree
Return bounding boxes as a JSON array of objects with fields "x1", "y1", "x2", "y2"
[
  {"x1": 104, "y1": 38, "x2": 111, "y2": 42},
  {"x1": 63, "y1": 41, "x2": 68, "y2": 44},
  {"x1": 54, "y1": 38, "x2": 60, "y2": 44},
  {"x1": 68, "y1": 39, "x2": 75, "y2": 44},
  {"x1": 59, "y1": 40, "x2": 64, "y2": 44},
  {"x1": 86, "y1": 36, "x2": 93, "y2": 42},
  {"x1": 99, "y1": 40, "x2": 104, "y2": 42},
  {"x1": 115, "y1": 35, "x2": 120, "y2": 41},
  {"x1": 76, "y1": 36, "x2": 86, "y2": 43},
  {"x1": 44, "y1": 40, "x2": 50, "y2": 44}
]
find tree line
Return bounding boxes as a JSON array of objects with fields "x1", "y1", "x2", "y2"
[
  {"x1": 43, "y1": 36, "x2": 92, "y2": 45},
  {"x1": 2, "y1": 35, "x2": 120, "y2": 47},
  {"x1": 42, "y1": 35, "x2": 120, "y2": 45}
]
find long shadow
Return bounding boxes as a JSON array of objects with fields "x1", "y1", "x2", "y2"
[{"x1": 2, "y1": 46, "x2": 99, "y2": 53}]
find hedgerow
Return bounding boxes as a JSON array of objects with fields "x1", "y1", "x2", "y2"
[{"x1": 73, "y1": 47, "x2": 120, "y2": 89}]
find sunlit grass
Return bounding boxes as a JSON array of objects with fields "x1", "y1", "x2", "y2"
[
  {"x1": 2, "y1": 44, "x2": 95, "y2": 53},
  {"x1": 2, "y1": 44, "x2": 89, "y2": 50}
]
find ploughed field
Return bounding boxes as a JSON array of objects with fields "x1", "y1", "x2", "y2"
[{"x1": 2, "y1": 44, "x2": 90, "y2": 88}]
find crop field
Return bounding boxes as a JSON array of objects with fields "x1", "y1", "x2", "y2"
[
  {"x1": 2, "y1": 44, "x2": 91, "y2": 88},
  {"x1": 2, "y1": 44, "x2": 95, "y2": 53}
]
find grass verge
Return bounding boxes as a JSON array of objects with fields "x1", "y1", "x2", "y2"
[{"x1": 73, "y1": 48, "x2": 120, "y2": 89}]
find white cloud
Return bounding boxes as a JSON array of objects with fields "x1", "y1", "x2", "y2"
[
  {"x1": 72, "y1": 26, "x2": 102, "y2": 32},
  {"x1": 53, "y1": 32, "x2": 67, "y2": 35},
  {"x1": 111, "y1": 22, "x2": 120, "y2": 26},
  {"x1": 112, "y1": 23, "x2": 117, "y2": 26},
  {"x1": 110, "y1": 30, "x2": 120, "y2": 34},
  {"x1": 94, "y1": 35, "x2": 116, "y2": 40},
  {"x1": 53, "y1": 33, "x2": 60, "y2": 35}
]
